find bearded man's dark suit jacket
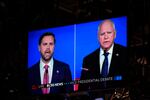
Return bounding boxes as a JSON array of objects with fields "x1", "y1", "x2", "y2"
[
  {"x1": 28, "y1": 59, "x2": 73, "y2": 94},
  {"x1": 78, "y1": 43, "x2": 128, "y2": 91}
]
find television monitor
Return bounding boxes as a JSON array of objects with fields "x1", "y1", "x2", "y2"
[{"x1": 28, "y1": 16, "x2": 128, "y2": 96}]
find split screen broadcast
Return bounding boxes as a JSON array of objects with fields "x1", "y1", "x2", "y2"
[{"x1": 28, "y1": 16, "x2": 128, "y2": 95}]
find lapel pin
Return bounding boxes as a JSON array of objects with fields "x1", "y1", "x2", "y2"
[
  {"x1": 116, "y1": 53, "x2": 119, "y2": 56},
  {"x1": 56, "y1": 70, "x2": 59, "y2": 74}
]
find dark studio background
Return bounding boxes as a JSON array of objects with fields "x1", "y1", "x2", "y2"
[{"x1": 1, "y1": 0, "x2": 150, "y2": 99}]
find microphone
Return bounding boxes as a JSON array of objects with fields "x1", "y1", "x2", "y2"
[{"x1": 81, "y1": 67, "x2": 89, "y2": 71}]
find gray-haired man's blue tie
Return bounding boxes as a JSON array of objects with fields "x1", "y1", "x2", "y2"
[{"x1": 101, "y1": 51, "x2": 109, "y2": 77}]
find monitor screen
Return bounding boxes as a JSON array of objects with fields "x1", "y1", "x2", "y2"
[{"x1": 28, "y1": 16, "x2": 127, "y2": 95}]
